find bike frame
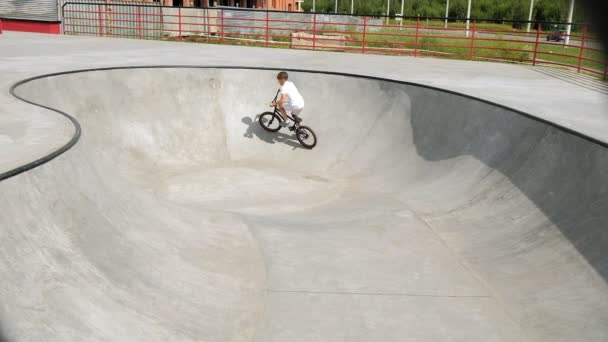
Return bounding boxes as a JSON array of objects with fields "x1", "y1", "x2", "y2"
[{"x1": 271, "y1": 89, "x2": 301, "y2": 126}]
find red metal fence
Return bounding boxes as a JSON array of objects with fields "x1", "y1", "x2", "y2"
[{"x1": 61, "y1": 2, "x2": 607, "y2": 79}]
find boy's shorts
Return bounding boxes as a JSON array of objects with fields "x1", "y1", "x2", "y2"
[{"x1": 285, "y1": 103, "x2": 304, "y2": 116}]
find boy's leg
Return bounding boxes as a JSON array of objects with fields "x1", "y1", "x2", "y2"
[
  {"x1": 292, "y1": 107, "x2": 303, "y2": 122},
  {"x1": 278, "y1": 103, "x2": 289, "y2": 121},
  {"x1": 279, "y1": 103, "x2": 294, "y2": 127}
]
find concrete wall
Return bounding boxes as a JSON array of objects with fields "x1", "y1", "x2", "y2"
[
  {"x1": 162, "y1": 7, "x2": 219, "y2": 36},
  {"x1": 291, "y1": 31, "x2": 347, "y2": 51}
]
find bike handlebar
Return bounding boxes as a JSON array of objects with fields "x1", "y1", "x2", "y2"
[{"x1": 272, "y1": 89, "x2": 280, "y2": 102}]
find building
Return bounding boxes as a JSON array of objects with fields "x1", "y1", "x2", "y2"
[
  {"x1": 0, "y1": 0, "x2": 61, "y2": 33},
  {"x1": 150, "y1": 0, "x2": 303, "y2": 11}
]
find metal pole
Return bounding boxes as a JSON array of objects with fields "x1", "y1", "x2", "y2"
[
  {"x1": 361, "y1": 16, "x2": 367, "y2": 53},
  {"x1": 312, "y1": 13, "x2": 317, "y2": 50},
  {"x1": 469, "y1": 19, "x2": 475, "y2": 60},
  {"x1": 220, "y1": 8, "x2": 224, "y2": 43},
  {"x1": 526, "y1": 0, "x2": 534, "y2": 32},
  {"x1": 576, "y1": 24, "x2": 586, "y2": 72},
  {"x1": 351, "y1": 0, "x2": 354, "y2": 15},
  {"x1": 386, "y1": 0, "x2": 390, "y2": 25},
  {"x1": 400, "y1": 0, "x2": 405, "y2": 29},
  {"x1": 414, "y1": 16, "x2": 419, "y2": 57},
  {"x1": 312, "y1": 0, "x2": 315, "y2": 12},
  {"x1": 532, "y1": 22, "x2": 540, "y2": 65},
  {"x1": 178, "y1": 6, "x2": 182, "y2": 40},
  {"x1": 265, "y1": 10, "x2": 269, "y2": 47},
  {"x1": 565, "y1": 0, "x2": 574, "y2": 45},
  {"x1": 98, "y1": 6, "x2": 104, "y2": 36},
  {"x1": 444, "y1": 0, "x2": 449, "y2": 28},
  {"x1": 465, "y1": 0, "x2": 471, "y2": 37},
  {"x1": 137, "y1": 6, "x2": 142, "y2": 39},
  {"x1": 335, "y1": 0, "x2": 338, "y2": 13}
]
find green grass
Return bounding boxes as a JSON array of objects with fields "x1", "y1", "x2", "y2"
[
  {"x1": 388, "y1": 19, "x2": 519, "y2": 31},
  {"x1": 536, "y1": 44, "x2": 605, "y2": 71},
  {"x1": 161, "y1": 25, "x2": 606, "y2": 77},
  {"x1": 341, "y1": 25, "x2": 605, "y2": 71}
]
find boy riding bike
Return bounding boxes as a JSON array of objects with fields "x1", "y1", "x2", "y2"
[
  {"x1": 270, "y1": 71, "x2": 305, "y2": 128},
  {"x1": 259, "y1": 72, "x2": 317, "y2": 148}
]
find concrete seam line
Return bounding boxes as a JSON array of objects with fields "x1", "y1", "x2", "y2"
[
  {"x1": 3, "y1": 65, "x2": 607, "y2": 183},
  {"x1": 408, "y1": 209, "x2": 524, "y2": 334},
  {"x1": 265, "y1": 289, "x2": 491, "y2": 298}
]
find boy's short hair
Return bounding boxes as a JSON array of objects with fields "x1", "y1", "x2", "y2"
[{"x1": 277, "y1": 71, "x2": 289, "y2": 80}]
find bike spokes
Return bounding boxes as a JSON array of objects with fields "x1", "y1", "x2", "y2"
[
  {"x1": 295, "y1": 126, "x2": 317, "y2": 149},
  {"x1": 259, "y1": 112, "x2": 281, "y2": 132}
]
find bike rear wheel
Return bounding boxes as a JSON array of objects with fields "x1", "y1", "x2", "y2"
[
  {"x1": 295, "y1": 126, "x2": 317, "y2": 149},
  {"x1": 259, "y1": 112, "x2": 281, "y2": 132}
]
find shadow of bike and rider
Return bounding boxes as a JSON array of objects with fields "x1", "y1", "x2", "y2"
[{"x1": 241, "y1": 115, "x2": 303, "y2": 150}]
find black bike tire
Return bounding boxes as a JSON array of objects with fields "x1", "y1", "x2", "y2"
[
  {"x1": 295, "y1": 126, "x2": 317, "y2": 149},
  {"x1": 259, "y1": 112, "x2": 281, "y2": 132}
]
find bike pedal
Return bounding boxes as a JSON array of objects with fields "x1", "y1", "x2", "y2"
[{"x1": 289, "y1": 126, "x2": 296, "y2": 131}]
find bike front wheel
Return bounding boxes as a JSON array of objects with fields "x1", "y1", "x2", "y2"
[
  {"x1": 295, "y1": 126, "x2": 317, "y2": 149},
  {"x1": 259, "y1": 112, "x2": 281, "y2": 132}
]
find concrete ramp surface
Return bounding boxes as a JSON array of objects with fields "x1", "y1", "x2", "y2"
[{"x1": 1, "y1": 67, "x2": 607, "y2": 341}]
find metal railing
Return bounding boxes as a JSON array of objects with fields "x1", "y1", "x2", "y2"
[{"x1": 61, "y1": 2, "x2": 608, "y2": 79}]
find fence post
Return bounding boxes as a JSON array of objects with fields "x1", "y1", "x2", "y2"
[
  {"x1": 98, "y1": 5, "x2": 104, "y2": 37},
  {"x1": 178, "y1": 7, "x2": 182, "y2": 40},
  {"x1": 576, "y1": 24, "x2": 587, "y2": 73},
  {"x1": 220, "y1": 9, "x2": 224, "y2": 44},
  {"x1": 414, "y1": 16, "x2": 420, "y2": 57},
  {"x1": 532, "y1": 22, "x2": 541, "y2": 66},
  {"x1": 361, "y1": 16, "x2": 367, "y2": 54},
  {"x1": 159, "y1": 5, "x2": 164, "y2": 39},
  {"x1": 468, "y1": 19, "x2": 475, "y2": 60},
  {"x1": 312, "y1": 13, "x2": 317, "y2": 51},
  {"x1": 137, "y1": 6, "x2": 142, "y2": 39},
  {"x1": 265, "y1": 10, "x2": 270, "y2": 47}
]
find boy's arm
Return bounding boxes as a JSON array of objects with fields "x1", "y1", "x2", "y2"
[
  {"x1": 272, "y1": 94, "x2": 288, "y2": 106},
  {"x1": 278, "y1": 93, "x2": 287, "y2": 104}
]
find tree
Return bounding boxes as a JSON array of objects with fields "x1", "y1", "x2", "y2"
[{"x1": 300, "y1": 0, "x2": 588, "y2": 25}]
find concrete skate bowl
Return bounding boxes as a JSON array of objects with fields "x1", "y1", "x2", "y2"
[{"x1": 1, "y1": 66, "x2": 607, "y2": 342}]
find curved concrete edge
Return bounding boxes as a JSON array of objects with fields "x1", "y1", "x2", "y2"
[
  {"x1": 3, "y1": 65, "x2": 607, "y2": 183},
  {"x1": 1, "y1": 77, "x2": 82, "y2": 181}
]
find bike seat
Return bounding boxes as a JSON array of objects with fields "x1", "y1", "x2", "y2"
[{"x1": 293, "y1": 115, "x2": 302, "y2": 123}]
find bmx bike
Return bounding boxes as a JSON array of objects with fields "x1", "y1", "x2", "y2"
[{"x1": 258, "y1": 90, "x2": 317, "y2": 149}]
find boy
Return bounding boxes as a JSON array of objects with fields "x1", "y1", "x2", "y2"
[{"x1": 271, "y1": 71, "x2": 305, "y2": 127}]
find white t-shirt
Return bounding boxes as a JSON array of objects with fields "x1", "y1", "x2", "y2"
[{"x1": 280, "y1": 81, "x2": 305, "y2": 108}]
